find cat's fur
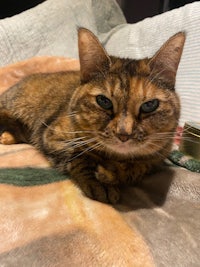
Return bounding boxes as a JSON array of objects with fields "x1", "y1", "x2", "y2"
[{"x1": 0, "y1": 29, "x2": 185, "y2": 203}]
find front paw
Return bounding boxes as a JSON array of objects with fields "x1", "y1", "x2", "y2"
[
  {"x1": 95, "y1": 165, "x2": 117, "y2": 184},
  {"x1": 74, "y1": 178, "x2": 120, "y2": 204},
  {"x1": 0, "y1": 131, "x2": 17, "y2": 145}
]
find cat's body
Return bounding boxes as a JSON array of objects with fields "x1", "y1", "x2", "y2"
[{"x1": 0, "y1": 29, "x2": 185, "y2": 203}]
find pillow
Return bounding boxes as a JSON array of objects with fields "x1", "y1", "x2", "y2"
[{"x1": 0, "y1": 0, "x2": 125, "y2": 67}]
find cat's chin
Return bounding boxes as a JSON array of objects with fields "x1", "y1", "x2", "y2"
[{"x1": 105, "y1": 141, "x2": 144, "y2": 157}]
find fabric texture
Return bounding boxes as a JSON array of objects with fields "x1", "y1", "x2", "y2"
[
  {"x1": 0, "y1": 0, "x2": 125, "y2": 66},
  {"x1": 169, "y1": 150, "x2": 200, "y2": 173},
  {"x1": 0, "y1": 168, "x2": 68, "y2": 186},
  {"x1": 0, "y1": 165, "x2": 199, "y2": 267}
]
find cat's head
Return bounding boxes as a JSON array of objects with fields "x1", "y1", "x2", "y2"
[{"x1": 69, "y1": 28, "x2": 185, "y2": 159}]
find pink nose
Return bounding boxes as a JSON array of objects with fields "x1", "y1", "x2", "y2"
[{"x1": 117, "y1": 134, "x2": 130, "y2": 142}]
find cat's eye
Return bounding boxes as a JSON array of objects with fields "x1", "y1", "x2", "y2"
[
  {"x1": 96, "y1": 95, "x2": 113, "y2": 110},
  {"x1": 140, "y1": 99, "x2": 159, "y2": 113}
]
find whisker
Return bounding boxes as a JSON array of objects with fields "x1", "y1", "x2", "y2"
[
  {"x1": 144, "y1": 68, "x2": 166, "y2": 89},
  {"x1": 140, "y1": 141, "x2": 167, "y2": 159},
  {"x1": 146, "y1": 142, "x2": 171, "y2": 158},
  {"x1": 62, "y1": 136, "x2": 88, "y2": 146},
  {"x1": 68, "y1": 142, "x2": 102, "y2": 162},
  {"x1": 40, "y1": 119, "x2": 99, "y2": 135},
  {"x1": 60, "y1": 111, "x2": 78, "y2": 117},
  {"x1": 70, "y1": 137, "x2": 98, "y2": 149}
]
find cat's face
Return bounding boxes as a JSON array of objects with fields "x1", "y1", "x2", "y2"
[
  {"x1": 70, "y1": 62, "x2": 180, "y2": 158},
  {"x1": 68, "y1": 29, "x2": 185, "y2": 159}
]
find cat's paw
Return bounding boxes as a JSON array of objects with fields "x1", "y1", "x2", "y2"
[
  {"x1": 76, "y1": 178, "x2": 120, "y2": 204},
  {"x1": 95, "y1": 165, "x2": 116, "y2": 184},
  {"x1": 0, "y1": 131, "x2": 17, "y2": 145}
]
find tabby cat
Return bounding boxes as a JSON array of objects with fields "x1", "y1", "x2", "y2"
[{"x1": 0, "y1": 28, "x2": 185, "y2": 203}]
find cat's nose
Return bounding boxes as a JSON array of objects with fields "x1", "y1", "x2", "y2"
[{"x1": 117, "y1": 134, "x2": 131, "y2": 142}]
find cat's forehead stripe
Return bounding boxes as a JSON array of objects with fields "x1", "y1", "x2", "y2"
[{"x1": 104, "y1": 76, "x2": 125, "y2": 98}]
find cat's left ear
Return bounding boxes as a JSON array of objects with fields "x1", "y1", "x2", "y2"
[
  {"x1": 78, "y1": 28, "x2": 111, "y2": 83},
  {"x1": 149, "y1": 32, "x2": 186, "y2": 87}
]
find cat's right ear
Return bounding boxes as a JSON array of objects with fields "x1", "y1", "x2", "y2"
[
  {"x1": 148, "y1": 32, "x2": 186, "y2": 87},
  {"x1": 78, "y1": 28, "x2": 111, "y2": 83}
]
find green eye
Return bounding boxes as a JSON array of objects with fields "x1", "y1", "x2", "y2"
[
  {"x1": 96, "y1": 95, "x2": 113, "y2": 110},
  {"x1": 140, "y1": 99, "x2": 159, "y2": 113}
]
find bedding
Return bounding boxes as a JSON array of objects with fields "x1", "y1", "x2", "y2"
[
  {"x1": 0, "y1": 0, "x2": 200, "y2": 266},
  {"x1": 0, "y1": 55, "x2": 199, "y2": 267}
]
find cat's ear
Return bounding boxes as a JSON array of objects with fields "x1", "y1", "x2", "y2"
[
  {"x1": 78, "y1": 28, "x2": 111, "y2": 83},
  {"x1": 149, "y1": 32, "x2": 185, "y2": 87}
]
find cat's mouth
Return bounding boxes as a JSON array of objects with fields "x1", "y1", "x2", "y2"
[
  {"x1": 102, "y1": 136, "x2": 168, "y2": 158},
  {"x1": 104, "y1": 139, "x2": 145, "y2": 156}
]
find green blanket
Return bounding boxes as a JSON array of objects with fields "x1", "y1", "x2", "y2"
[
  {"x1": 0, "y1": 149, "x2": 199, "y2": 188},
  {"x1": 0, "y1": 168, "x2": 69, "y2": 186},
  {"x1": 169, "y1": 150, "x2": 200, "y2": 173}
]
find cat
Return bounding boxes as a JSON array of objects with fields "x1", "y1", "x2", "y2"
[{"x1": 0, "y1": 28, "x2": 185, "y2": 203}]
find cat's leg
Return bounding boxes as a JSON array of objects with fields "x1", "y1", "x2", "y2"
[
  {"x1": 96, "y1": 161, "x2": 154, "y2": 185},
  {"x1": 95, "y1": 165, "x2": 118, "y2": 184},
  {"x1": 41, "y1": 127, "x2": 120, "y2": 203},
  {"x1": 69, "y1": 157, "x2": 120, "y2": 204},
  {"x1": 0, "y1": 131, "x2": 17, "y2": 145},
  {"x1": 0, "y1": 109, "x2": 29, "y2": 144}
]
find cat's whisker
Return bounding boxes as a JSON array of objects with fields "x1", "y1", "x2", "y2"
[
  {"x1": 146, "y1": 142, "x2": 170, "y2": 158},
  {"x1": 69, "y1": 137, "x2": 98, "y2": 149},
  {"x1": 41, "y1": 137, "x2": 88, "y2": 154},
  {"x1": 153, "y1": 133, "x2": 175, "y2": 136},
  {"x1": 62, "y1": 111, "x2": 78, "y2": 116},
  {"x1": 138, "y1": 141, "x2": 165, "y2": 159},
  {"x1": 181, "y1": 125, "x2": 199, "y2": 132},
  {"x1": 45, "y1": 136, "x2": 98, "y2": 154},
  {"x1": 60, "y1": 113, "x2": 78, "y2": 118},
  {"x1": 40, "y1": 120, "x2": 99, "y2": 135},
  {"x1": 180, "y1": 138, "x2": 200, "y2": 145},
  {"x1": 68, "y1": 142, "x2": 102, "y2": 162},
  {"x1": 62, "y1": 136, "x2": 89, "y2": 146},
  {"x1": 149, "y1": 133, "x2": 175, "y2": 141},
  {"x1": 144, "y1": 68, "x2": 165, "y2": 88}
]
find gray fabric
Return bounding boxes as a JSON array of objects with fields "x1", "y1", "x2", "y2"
[
  {"x1": 0, "y1": 166, "x2": 199, "y2": 267},
  {"x1": 0, "y1": 0, "x2": 126, "y2": 66},
  {"x1": 117, "y1": 165, "x2": 200, "y2": 267}
]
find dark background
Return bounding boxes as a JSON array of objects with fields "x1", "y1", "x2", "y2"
[
  {"x1": 117, "y1": 0, "x2": 197, "y2": 23},
  {"x1": 0, "y1": 0, "x2": 197, "y2": 21},
  {"x1": 0, "y1": 0, "x2": 45, "y2": 19}
]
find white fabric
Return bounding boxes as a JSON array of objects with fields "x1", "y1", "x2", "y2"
[
  {"x1": 0, "y1": 0, "x2": 199, "y2": 126},
  {"x1": 0, "y1": 0, "x2": 125, "y2": 66}
]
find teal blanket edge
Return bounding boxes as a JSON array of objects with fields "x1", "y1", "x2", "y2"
[
  {"x1": 0, "y1": 150, "x2": 199, "y2": 187},
  {"x1": 169, "y1": 150, "x2": 200, "y2": 173},
  {"x1": 0, "y1": 168, "x2": 69, "y2": 186}
]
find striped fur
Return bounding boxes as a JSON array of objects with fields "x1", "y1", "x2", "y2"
[{"x1": 0, "y1": 29, "x2": 185, "y2": 203}]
